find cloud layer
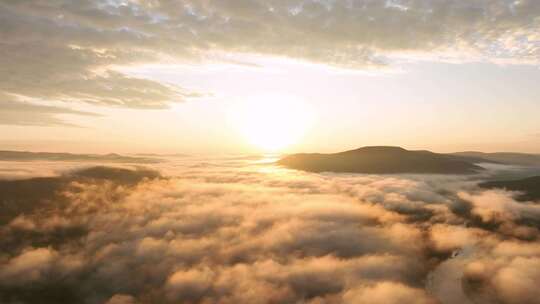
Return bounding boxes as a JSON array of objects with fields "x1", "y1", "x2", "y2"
[
  {"x1": 0, "y1": 159, "x2": 539, "y2": 303},
  {"x1": 1, "y1": 0, "x2": 539, "y2": 121}
]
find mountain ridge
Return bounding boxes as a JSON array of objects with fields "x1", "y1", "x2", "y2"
[
  {"x1": 450, "y1": 151, "x2": 540, "y2": 166},
  {"x1": 278, "y1": 146, "x2": 484, "y2": 174},
  {"x1": 0, "y1": 150, "x2": 161, "y2": 164}
]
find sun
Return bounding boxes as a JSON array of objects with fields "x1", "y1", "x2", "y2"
[{"x1": 229, "y1": 94, "x2": 314, "y2": 152}]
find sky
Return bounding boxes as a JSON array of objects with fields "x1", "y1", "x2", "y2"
[{"x1": 1, "y1": 0, "x2": 540, "y2": 154}]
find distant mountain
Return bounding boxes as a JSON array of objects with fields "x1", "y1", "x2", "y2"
[
  {"x1": 479, "y1": 176, "x2": 540, "y2": 201},
  {"x1": 450, "y1": 151, "x2": 540, "y2": 166},
  {"x1": 135, "y1": 153, "x2": 190, "y2": 158},
  {"x1": 278, "y1": 146, "x2": 484, "y2": 174},
  {"x1": 0, "y1": 150, "x2": 161, "y2": 163}
]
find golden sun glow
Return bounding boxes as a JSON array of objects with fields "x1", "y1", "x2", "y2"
[{"x1": 230, "y1": 94, "x2": 314, "y2": 152}]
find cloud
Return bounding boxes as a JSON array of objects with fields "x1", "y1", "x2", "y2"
[
  {"x1": 0, "y1": 93, "x2": 100, "y2": 127},
  {"x1": 343, "y1": 281, "x2": 437, "y2": 304},
  {"x1": 460, "y1": 240, "x2": 540, "y2": 304},
  {"x1": 1, "y1": 1, "x2": 539, "y2": 108},
  {"x1": 105, "y1": 295, "x2": 139, "y2": 304},
  {"x1": 459, "y1": 190, "x2": 540, "y2": 225},
  {"x1": 0, "y1": 247, "x2": 57, "y2": 284},
  {"x1": 0, "y1": 3, "x2": 200, "y2": 109},
  {"x1": 0, "y1": 160, "x2": 539, "y2": 303}
]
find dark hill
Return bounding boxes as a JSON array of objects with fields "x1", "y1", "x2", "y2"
[
  {"x1": 479, "y1": 176, "x2": 540, "y2": 201},
  {"x1": 0, "y1": 166, "x2": 161, "y2": 225},
  {"x1": 278, "y1": 146, "x2": 484, "y2": 174}
]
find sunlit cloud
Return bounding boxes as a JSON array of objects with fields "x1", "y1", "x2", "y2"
[
  {"x1": 0, "y1": 159, "x2": 539, "y2": 303},
  {"x1": 0, "y1": 93, "x2": 101, "y2": 127},
  {"x1": 1, "y1": 0, "x2": 539, "y2": 109}
]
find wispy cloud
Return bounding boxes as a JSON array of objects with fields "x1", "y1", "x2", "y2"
[{"x1": 0, "y1": 93, "x2": 100, "y2": 127}]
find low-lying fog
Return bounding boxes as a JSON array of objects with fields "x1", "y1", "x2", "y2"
[{"x1": 1, "y1": 156, "x2": 539, "y2": 304}]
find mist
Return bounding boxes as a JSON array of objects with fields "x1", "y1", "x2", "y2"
[{"x1": 0, "y1": 157, "x2": 538, "y2": 304}]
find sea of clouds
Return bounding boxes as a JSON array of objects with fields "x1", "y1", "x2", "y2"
[{"x1": 0, "y1": 156, "x2": 539, "y2": 304}]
